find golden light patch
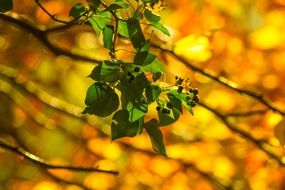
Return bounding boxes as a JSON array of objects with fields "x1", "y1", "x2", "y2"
[
  {"x1": 33, "y1": 181, "x2": 61, "y2": 190},
  {"x1": 249, "y1": 26, "x2": 282, "y2": 50},
  {"x1": 213, "y1": 156, "x2": 236, "y2": 179},
  {"x1": 174, "y1": 35, "x2": 212, "y2": 62}
]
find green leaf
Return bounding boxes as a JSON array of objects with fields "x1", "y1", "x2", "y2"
[
  {"x1": 167, "y1": 93, "x2": 183, "y2": 113},
  {"x1": 105, "y1": 3, "x2": 123, "y2": 12},
  {"x1": 87, "y1": 0, "x2": 101, "y2": 11},
  {"x1": 103, "y1": 25, "x2": 114, "y2": 49},
  {"x1": 169, "y1": 90, "x2": 194, "y2": 115},
  {"x1": 151, "y1": 22, "x2": 170, "y2": 36},
  {"x1": 89, "y1": 61, "x2": 122, "y2": 83},
  {"x1": 120, "y1": 70, "x2": 149, "y2": 102},
  {"x1": 111, "y1": 110, "x2": 141, "y2": 140},
  {"x1": 145, "y1": 85, "x2": 161, "y2": 103},
  {"x1": 144, "y1": 9, "x2": 161, "y2": 23},
  {"x1": 83, "y1": 82, "x2": 119, "y2": 117},
  {"x1": 127, "y1": 18, "x2": 145, "y2": 49},
  {"x1": 118, "y1": 20, "x2": 129, "y2": 38},
  {"x1": 127, "y1": 100, "x2": 148, "y2": 122},
  {"x1": 158, "y1": 108, "x2": 180, "y2": 126},
  {"x1": 0, "y1": 0, "x2": 13, "y2": 12},
  {"x1": 142, "y1": 59, "x2": 164, "y2": 74},
  {"x1": 134, "y1": 51, "x2": 156, "y2": 66},
  {"x1": 144, "y1": 119, "x2": 167, "y2": 156},
  {"x1": 69, "y1": 3, "x2": 85, "y2": 18},
  {"x1": 115, "y1": 0, "x2": 130, "y2": 8},
  {"x1": 152, "y1": 72, "x2": 162, "y2": 82},
  {"x1": 88, "y1": 11, "x2": 111, "y2": 35}
]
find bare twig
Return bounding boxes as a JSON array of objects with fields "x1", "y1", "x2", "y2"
[
  {"x1": 34, "y1": 0, "x2": 70, "y2": 24},
  {"x1": 0, "y1": 13, "x2": 100, "y2": 63},
  {"x1": 0, "y1": 66, "x2": 232, "y2": 190},
  {"x1": 151, "y1": 44, "x2": 285, "y2": 116},
  {"x1": 225, "y1": 109, "x2": 268, "y2": 117},
  {"x1": 198, "y1": 102, "x2": 284, "y2": 166},
  {"x1": 0, "y1": 138, "x2": 119, "y2": 175}
]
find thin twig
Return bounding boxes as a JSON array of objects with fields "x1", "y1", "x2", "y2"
[
  {"x1": 34, "y1": 0, "x2": 70, "y2": 24},
  {"x1": 0, "y1": 13, "x2": 100, "y2": 64},
  {"x1": 151, "y1": 44, "x2": 285, "y2": 116},
  {"x1": 0, "y1": 138, "x2": 119, "y2": 175},
  {"x1": 198, "y1": 102, "x2": 284, "y2": 166},
  {"x1": 225, "y1": 109, "x2": 268, "y2": 117},
  {"x1": 0, "y1": 66, "x2": 232, "y2": 190}
]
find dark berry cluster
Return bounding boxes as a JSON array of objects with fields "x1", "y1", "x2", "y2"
[
  {"x1": 150, "y1": 0, "x2": 167, "y2": 11},
  {"x1": 175, "y1": 76, "x2": 199, "y2": 107},
  {"x1": 186, "y1": 87, "x2": 199, "y2": 107},
  {"x1": 127, "y1": 66, "x2": 141, "y2": 82},
  {"x1": 156, "y1": 101, "x2": 173, "y2": 115}
]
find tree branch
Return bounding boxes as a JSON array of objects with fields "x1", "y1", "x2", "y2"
[
  {"x1": 0, "y1": 65, "x2": 232, "y2": 190},
  {"x1": 0, "y1": 138, "x2": 119, "y2": 175},
  {"x1": 1, "y1": 12, "x2": 283, "y2": 118},
  {"x1": 198, "y1": 102, "x2": 284, "y2": 166},
  {"x1": 0, "y1": 13, "x2": 100, "y2": 63},
  {"x1": 151, "y1": 44, "x2": 285, "y2": 116}
]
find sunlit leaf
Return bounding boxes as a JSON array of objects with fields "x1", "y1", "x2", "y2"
[
  {"x1": 145, "y1": 85, "x2": 161, "y2": 103},
  {"x1": 144, "y1": 119, "x2": 167, "y2": 156},
  {"x1": 127, "y1": 18, "x2": 145, "y2": 49},
  {"x1": 151, "y1": 22, "x2": 170, "y2": 36},
  {"x1": 144, "y1": 9, "x2": 161, "y2": 23},
  {"x1": 134, "y1": 51, "x2": 156, "y2": 66},
  {"x1": 89, "y1": 61, "x2": 122, "y2": 83},
  {"x1": 103, "y1": 25, "x2": 114, "y2": 49},
  {"x1": 69, "y1": 3, "x2": 85, "y2": 18},
  {"x1": 83, "y1": 82, "x2": 119, "y2": 117},
  {"x1": 118, "y1": 20, "x2": 129, "y2": 38},
  {"x1": 88, "y1": 11, "x2": 112, "y2": 35},
  {"x1": 111, "y1": 110, "x2": 141, "y2": 140},
  {"x1": 127, "y1": 100, "x2": 148, "y2": 122}
]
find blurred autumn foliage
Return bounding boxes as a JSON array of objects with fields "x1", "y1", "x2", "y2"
[{"x1": 1, "y1": 0, "x2": 285, "y2": 190}]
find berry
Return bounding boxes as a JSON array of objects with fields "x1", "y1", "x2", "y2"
[
  {"x1": 127, "y1": 72, "x2": 132, "y2": 76},
  {"x1": 166, "y1": 102, "x2": 173, "y2": 109},
  {"x1": 134, "y1": 67, "x2": 140, "y2": 72},
  {"x1": 193, "y1": 95, "x2": 199, "y2": 102},
  {"x1": 186, "y1": 96, "x2": 190, "y2": 101},
  {"x1": 175, "y1": 76, "x2": 179, "y2": 80},
  {"x1": 162, "y1": 108, "x2": 168, "y2": 113},
  {"x1": 191, "y1": 102, "x2": 196, "y2": 107},
  {"x1": 176, "y1": 78, "x2": 183, "y2": 85},
  {"x1": 166, "y1": 109, "x2": 171, "y2": 114},
  {"x1": 192, "y1": 88, "x2": 199, "y2": 95},
  {"x1": 156, "y1": 106, "x2": 161, "y2": 111},
  {"x1": 177, "y1": 86, "x2": 183, "y2": 93},
  {"x1": 128, "y1": 75, "x2": 135, "y2": 82}
]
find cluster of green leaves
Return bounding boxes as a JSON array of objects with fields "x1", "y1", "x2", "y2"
[{"x1": 73, "y1": 0, "x2": 198, "y2": 156}]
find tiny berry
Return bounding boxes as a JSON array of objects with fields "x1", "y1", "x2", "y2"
[
  {"x1": 166, "y1": 109, "x2": 171, "y2": 114},
  {"x1": 186, "y1": 96, "x2": 190, "y2": 101},
  {"x1": 191, "y1": 102, "x2": 196, "y2": 107},
  {"x1": 127, "y1": 72, "x2": 132, "y2": 76},
  {"x1": 192, "y1": 88, "x2": 199, "y2": 95},
  {"x1": 134, "y1": 67, "x2": 140, "y2": 72},
  {"x1": 166, "y1": 102, "x2": 173, "y2": 109},
  {"x1": 175, "y1": 76, "x2": 179, "y2": 80},
  {"x1": 156, "y1": 106, "x2": 161, "y2": 111},
  {"x1": 176, "y1": 78, "x2": 183, "y2": 85},
  {"x1": 162, "y1": 108, "x2": 168, "y2": 113},
  {"x1": 178, "y1": 86, "x2": 183, "y2": 93},
  {"x1": 193, "y1": 95, "x2": 199, "y2": 102}
]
